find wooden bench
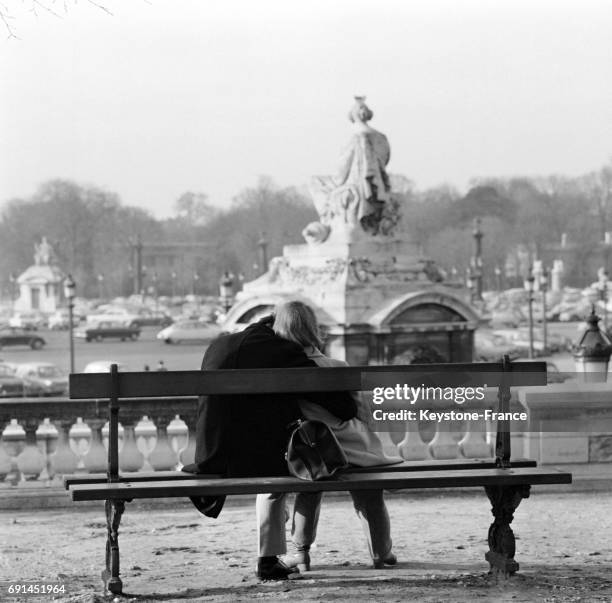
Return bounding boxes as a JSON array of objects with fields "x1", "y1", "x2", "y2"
[{"x1": 65, "y1": 358, "x2": 572, "y2": 595}]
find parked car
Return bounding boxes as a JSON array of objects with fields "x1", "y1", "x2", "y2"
[
  {"x1": 0, "y1": 328, "x2": 46, "y2": 350},
  {"x1": 131, "y1": 309, "x2": 173, "y2": 327},
  {"x1": 75, "y1": 320, "x2": 141, "y2": 342},
  {"x1": 8, "y1": 311, "x2": 46, "y2": 331},
  {"x1": 82, "y1": 360, "x2": 129, "y2": 373},
  {"x1": 48, "y1": 309, "x2": 77, "y2": 330},
  {"x1": 85, "y1": 306, "x2": 140, "y2": 327},
  {"x1": 13, "y1": 362, "x2": 69, "y2": 396},
  {"x1": 0, "y1": 363, "x2": 25, "y2": 397},
  {"x1": 156, "y1": 320, "x2": 221, "y2": 344}
]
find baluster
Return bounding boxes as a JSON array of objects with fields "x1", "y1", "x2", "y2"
[
  {"x1": 167, "y1": 415, "x2": 189, "y2": 470},
  {"x1": 135, "y1": 416, "x2": 157, "y2": 471},
  {"x1": 147, "y1": 416, "x2": 175, "y2": 471},
  {"x1": 69, "y1": 417, "x2": 92, "y2": 471},
  {"x1": 17, "y1": 418, "x2": 45, "y2": 481},
  {"x1": 428, "y1": 421, "x2": 459, "y2": 459},
  {"x1": 119, "y1": 420, "x2": 144, "y2": 473},
  {"x1": 36, "y1": 418, "x2": 59, "y2": 483},
  {"x1": 2, "y1": 419, "x2": 26, "y2": 485},
  {"x1": 459, "y1": 418, "x2": 492, "y2": 458},
  {"x1": 397, "y1": 419, "x2": 431, "y2": 460},
  {"x1": 83, "y1": 419, "x2": 108, "y2": 473},
  {"x1": 179, "y1": 416, "x2": 196, "y2": 467},
  {"x1": 51, "y1": 419, "x2": 80, "y2": 477},
  {"x1": 374, "y1": 430, "x2": 403, "y2": 458}
]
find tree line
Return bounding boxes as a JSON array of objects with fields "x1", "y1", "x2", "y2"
[{"x1": 1, "y1": 161, "x2": 611, "y2": 299}]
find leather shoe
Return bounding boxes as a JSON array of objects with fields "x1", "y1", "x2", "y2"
[
  {"x1": 256, "y1": 557, "x2": 300, "y2": 581},
  {"x1": 373, "y1": 552, "x2": 398, "y2": 569},
  {"x1": 280, "y1": 549, "x2": 311, "y2": 572}
]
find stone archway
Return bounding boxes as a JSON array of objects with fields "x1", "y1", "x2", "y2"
[{"x1": 368, "y1": 290, "x2": 480, "y2": 364}]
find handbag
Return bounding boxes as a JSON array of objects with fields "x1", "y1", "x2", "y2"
[{"x1": 286, "y1": 419, "x2": 349, "y2": 481}]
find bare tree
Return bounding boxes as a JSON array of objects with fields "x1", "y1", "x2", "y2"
[{"x1": 0, "y1": 0, "x2": 113, "y2": 39}]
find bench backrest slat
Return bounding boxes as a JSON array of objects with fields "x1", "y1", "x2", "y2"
[
  {"x1": 69, "y1": 359, "x2": 547, "y2": 483},
  {"x1": 69, "y1": 361, "x2": 547, "y2": 399}
]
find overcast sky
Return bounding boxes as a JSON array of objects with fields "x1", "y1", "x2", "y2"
[{"x1": 1, "y1": 0, "x2": 611, "y2": 219}]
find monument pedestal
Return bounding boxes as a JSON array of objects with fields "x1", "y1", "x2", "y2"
[{"x1": 225, "y1": 237, "x2": 481, "y2": 364}]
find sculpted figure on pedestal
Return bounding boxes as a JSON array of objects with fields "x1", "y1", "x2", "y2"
[
  {"x1": 34, "y1": 237, "x2": 54, "y2": 266},
  {"x1": 305, "y1": 97, "x2": 395, "y2": 243}
]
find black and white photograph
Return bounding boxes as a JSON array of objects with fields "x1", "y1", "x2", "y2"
[{"x1": 1, "y1": 1, "x2": 611, "y2": 601}]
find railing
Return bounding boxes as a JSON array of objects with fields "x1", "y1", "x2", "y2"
[
  {"x1": 0, "y1": 397, "x2": 197, "y2": 486},
  {"x1": 1, "y1": 392, "x2": 525, "y2": 487}
]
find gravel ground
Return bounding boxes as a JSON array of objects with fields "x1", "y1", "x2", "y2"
[{"x1": 1, "y1": 490, "x2": 612, "y2": 602}]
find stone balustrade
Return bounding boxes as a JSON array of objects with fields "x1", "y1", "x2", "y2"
[
  {"x1": 0, "y1": 392, "x2": 512, "y2": 487},
  {"x1": 0, "y1": 397, "x2": 197, "y2": 487}
]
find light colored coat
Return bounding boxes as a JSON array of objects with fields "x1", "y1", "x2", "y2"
[{"x1": 300, "y1": 348, "x2": 402, "y2": 467}]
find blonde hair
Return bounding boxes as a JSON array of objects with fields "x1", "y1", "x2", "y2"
[{"x1": 273, "y1": 300, "x2": 323, "y2": 350}]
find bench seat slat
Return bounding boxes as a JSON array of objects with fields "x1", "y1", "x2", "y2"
[
  {"x1": 69, "y1": 467, "x2": 571, "y2": 501},
  {"x1": 69, "y1": 362, "x2": 547, "y2": 399},
  {"x1": 63, "y1": 458, "x2": 540, "y2": 489}
]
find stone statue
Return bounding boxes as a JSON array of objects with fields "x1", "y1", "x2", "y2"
[
  {"x1": 34, "y1": 237, "x2": 54, "y2": 265},
  {"x1": 306, "y1": 96, "x2": 395, "y2": 242}
]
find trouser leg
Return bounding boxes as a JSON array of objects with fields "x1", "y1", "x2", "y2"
[
  {"x1": 350, "y1": 489, "x2": 392, "y2": 561},
  {"x1": 291, "y1": 491, "x2": 323, "y2": 549},
  {"x1": 256, "y1": 492, "x2": 288, "y2": 557}
]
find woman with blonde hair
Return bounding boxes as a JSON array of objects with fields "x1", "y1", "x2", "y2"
[{"x1": 272, "y1": 299, "x2": 402, "y2": 571}]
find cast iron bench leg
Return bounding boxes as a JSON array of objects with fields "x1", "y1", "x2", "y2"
[
  {"x1": 102, "y1": 499, "x2": 126, "y2": 595},
  {"x1": 484, "y1": 485, "x2": 531, "y2": 576}
]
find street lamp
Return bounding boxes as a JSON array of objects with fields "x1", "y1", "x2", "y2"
[
  {"x1": 97, "y1": 273, "x2": 104, "y2": 299},
  {"x1": 573, "y1": 307, "x2": 612, "y2": 382},
  {"x1": 540, "y1": 268, "x2": 549, "y2": 355},
  {"x1": 63, "y1": 275, "x2": 76, "y2": 374},
  {"x1": 494, "y1": 265, "x2": 502, "y2": 292},
  {"x1": 471, "y1": 218, "x2": 484, "y2": 301},
  {"x1": 525, "y1": 271, "x2": 535, "y2": 359},
  {"x1": 192, "y1": 272, "x2": 199, "y2": 296},
  {"x1": 141, "y1": 265, "x2": 147, "y2": 300},
  {"x1": 151, "y1": 272, "x2": 159, "y2": 311},
  {"x1": 171, "y1": 271, "x2": 177, "y2": 298},
  {"x1": 219, "y1": 271, "x2": 234, "y2": 314}
]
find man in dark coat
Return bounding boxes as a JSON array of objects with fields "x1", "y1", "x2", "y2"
[{"x1": 183, "y1": 316, "x2": 356, "y2": 579}]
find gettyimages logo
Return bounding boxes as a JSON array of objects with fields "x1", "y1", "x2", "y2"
[{"x1": 371, "y1": 384, "x2": 486, "y2": 406}]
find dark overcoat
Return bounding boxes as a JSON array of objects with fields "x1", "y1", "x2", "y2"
[{"x1": 183, "y1": 319, "x2": 356, "y2": 483}]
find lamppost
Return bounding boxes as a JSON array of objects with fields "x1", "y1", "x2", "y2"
[
  {"x1": 97, "y1": 273, "x2": 104, "y2": 299},
  {"x1": 471, "y1": 218, "x2": 484, "y2": 301},
  {"x1": 141, "y1": 265, "x2": 147, "y2": 295},
  {"x1": 192, "y1": 272, "x2": 199, "y2": 296},
  {"x1": 598, "y1": 268, "x2": 609, "y2": 332},
  {"x1": 171, "y1": 271, "x2": 177, "y2": 298},
  {"x1": 151, "y1": 272, "x2": 159, "y2": 311},
  {"x1": 540, "y1": 267, "x2": 549, "y2": 355},
  {"x1": 219, "y1": 271, "x2": 234, "y2": 314},
  {"x1": 573, "y1": 307, "x2": 612, "y2": 382},
  {"x1": 131, "y1": 234, "x2": 143, "y2": 296},
  {"x1": 63, "y1": 275, "x2": 76, "y2": 374},
  {"x1": 525, "y1": 271, "x2": 535, "y2": 359},
  {"x1": 494, "y1": 265, "x2": 502, "y2": 292}
]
